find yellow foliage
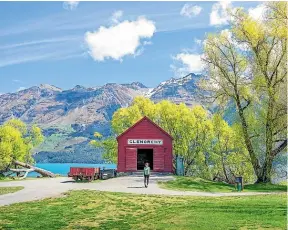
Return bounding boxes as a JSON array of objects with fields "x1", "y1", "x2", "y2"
[{"x1": 0, "y1": 119, "x2": 43, "y2": 170}]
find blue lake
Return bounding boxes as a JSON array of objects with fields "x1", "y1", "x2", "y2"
[{"x1": 28, "y1": 163, "x2": 116, "y2": 177}]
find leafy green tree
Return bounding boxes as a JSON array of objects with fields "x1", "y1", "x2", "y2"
[
  {"x1": 112, "y1": 97, "x2": 218, "y2": 175},
  {"x1": 93, "y1": 97, "x2": 254, "y2": 180},
  {"x1": 113, "y1": 98, "x2": 211, "y2": 173},
  {"x1": 90, "y1": 132, "x2": 117, "y2": 163},
  {"x1": 201, "y1": 2, "x2": 287, "y2": 182},
  {"x1": 0, "y1": 119, "x2": 44, "y2": 173},
  {"x1": 209, "y1": 115, "x2": 255, "y2": 183}
]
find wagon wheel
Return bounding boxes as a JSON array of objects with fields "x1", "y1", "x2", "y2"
[{"x1": 88, "y1": 176, "x2": 93, "y2": 182}]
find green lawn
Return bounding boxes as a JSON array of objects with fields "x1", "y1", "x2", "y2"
[
  {"x1": 0, "y1": 186, "x2": 24, "y2": 195},
  {"x1": 159, "y1": 177, "x2": 288, "y2": 193},
  {"x1": 244, "y1": 183, "x2": 288, "y2": 192},
  {"x1": 0, "y1": 190, "x2": 286, "y2": 230}
]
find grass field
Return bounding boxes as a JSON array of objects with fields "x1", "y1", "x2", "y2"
[
  {"x1": 159, "y1": 177, "x2": 288, "y2": 193},
  {"x1": 0, "y1": 190, "x2": 286, "y2": 230},
  {"x1": 0, "y1": 186, "x2": 24, "y2": 195}
]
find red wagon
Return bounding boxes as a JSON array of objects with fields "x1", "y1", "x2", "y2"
[{"x1": 68, "y1": 167, "x2": 100, "y2": 181}]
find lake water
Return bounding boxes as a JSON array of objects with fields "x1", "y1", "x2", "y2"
[{"x1": 27, "y1": 163, "x2": 116, "y2": 177}]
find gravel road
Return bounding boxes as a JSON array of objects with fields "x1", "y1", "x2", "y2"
[{"x1": 0, "y1": 175, "x2": 281, "y2": 206}]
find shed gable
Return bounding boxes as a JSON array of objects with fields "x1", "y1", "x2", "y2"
[{"x1": 117, "y1": 116, "x2": 173, "y2": 141}]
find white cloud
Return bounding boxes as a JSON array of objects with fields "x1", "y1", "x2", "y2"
[
  {"x1": 210, "y1": 1, "x2": 232, "y2": 26},
  {"x1": 85, "y1": 16, "x2": 156, "y2": 61},
  {"x1": 194, "y1": 38, "x2": 202, "y2": 45},
  {"x1": 63, "y1": 1, "x2": 79, "y2": 11},
  {"x1": 175, "y1": 53, "x2": 204, "y2": 73},
  {"x1": 171, "y1": 53, "x2": 204, "y2": 76},
  {"x1": 143, "y1": 41, "x2": 152, "y2": 46},
  {"x1": 220, "y1": 29, "x2": 249, "y2": 51},
  {"x1": 180, "y1": 4, "x2": 202, "y2": 18},
  {"x1": 111, "y1": 10, "x2": 123, "y2": 24},
  {"x1": 248, "y1": 4, "x2": 267, "y2": 21}
]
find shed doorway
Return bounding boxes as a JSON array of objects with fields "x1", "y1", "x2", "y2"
[{"x1": 137, "y1": 149, "x2": 153, "y2": 170}]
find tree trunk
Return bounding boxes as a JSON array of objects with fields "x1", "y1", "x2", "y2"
[
  {"x1": 234, "y1": 95, "x2": 262, "y2": 180},
  {"x1": 258, "y1": 95, "x2": 274, "y2": 183},
  {"x1": 256, "y1": 155, "x2": 273, "y2": 183},
  {"x1": 12, "y1": 160, "x2": 56, "y2": 178},
  {"x1": 221, "y1": 154, "x2": 229, "y2": 183},
  {"x1": 9, "y1": 168, "x2": 35, "y2": 179}
]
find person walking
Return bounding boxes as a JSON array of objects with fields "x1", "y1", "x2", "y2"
[{"x1": 144, "y1": 162, "x2": 150, "y2": 188}]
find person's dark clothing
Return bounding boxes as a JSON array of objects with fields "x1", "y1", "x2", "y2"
[
  {"x1": 144, "y1": 166, "x2": 150, "y2": 187},
  {"x1": 144, "y1": 175, "x2": 149, "y2": 187}
]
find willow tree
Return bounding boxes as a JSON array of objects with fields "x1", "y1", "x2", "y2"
[
  {"x1": 90, "y1": 132, "x2": 117, "y2": 163},
  {"x1": 201, "y1": 2, "x2": 287, "y2": 183},
  {"x1": 210, "y1": 114, "x2": 255, "y2": 183},
  {"x1": 111, "y1": 97, "x2": 215, "y2": 175},
  {"x1": 0, "y1": 119, "x2": 44, "y2": 175},
  {"x1": 92, "y1": 96, "x2": 250, "y2": 179}
]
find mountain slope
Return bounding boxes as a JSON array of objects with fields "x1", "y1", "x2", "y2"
[
  {"x1": 147, "y1": 73, "x2": 206, "y2": 107},
  {"x1": 0, "y1": 74, "x2": 204, "y2": 163}
]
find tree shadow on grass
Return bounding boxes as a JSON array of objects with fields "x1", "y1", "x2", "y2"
[{"x1": 163, "y1": 177, "x2": 236, "y2": 192}]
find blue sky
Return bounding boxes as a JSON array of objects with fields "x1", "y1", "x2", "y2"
[{"x1": 0, "y1": 1, "x2": 262, "y2": 93}]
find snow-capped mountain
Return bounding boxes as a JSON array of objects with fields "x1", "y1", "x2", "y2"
[
  {"x1": 148, "y1": 73, "x2": 205, "y2": 107},
  {"x1": 0, "y1": 74, "x2": 205, "y2": 163}
]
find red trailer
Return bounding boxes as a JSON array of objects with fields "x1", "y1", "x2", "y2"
[{"x1": 68, "y1": 167, "x2": 100, "y2": 181}]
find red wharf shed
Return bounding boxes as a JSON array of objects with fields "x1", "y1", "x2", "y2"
[{"x1": 117, "y1": 116, "x2": 173, "y2": 173}]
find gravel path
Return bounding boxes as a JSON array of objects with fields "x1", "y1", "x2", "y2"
[{"x1": 0, "y1": 175, "x2": 282, "y2": 206}]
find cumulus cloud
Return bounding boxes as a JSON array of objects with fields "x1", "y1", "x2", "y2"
[
  {"x1": 63, "y1": 1, "x2": 79, "y2": 11},
  {"x1": 180, "y1": 4, "x2": 202, "y2": 18},
  {"x1": 171, "y1": 53, "x2": 204, "y2": 77},
  {"x1": 111, "y1": 10, "x2": 123, "y2": 24},
  {"x1": 248, "y1": 4, "x2": 267, "y2": 21},
  {"x1": 210, "y1": 1, "x2": 232, "y2": 26},
  {"x1": 85, "y1": 16, "x2": 156, "y2": 61},
  {"x1": 175, "y1": 53, "x2": 204, "y2": 72}
]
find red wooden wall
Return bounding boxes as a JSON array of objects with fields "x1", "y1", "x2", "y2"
[{"x1": 117, "y1": 117, "x2": 173, "y2": 173}]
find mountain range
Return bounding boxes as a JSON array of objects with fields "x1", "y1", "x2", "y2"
[{"x1": 0, "y1": 73, "x2": 206, "y2": 163}]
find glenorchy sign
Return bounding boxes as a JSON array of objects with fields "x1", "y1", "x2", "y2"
[{"x1": 127, "y1": 139, "x2": 163, "y2": 145}]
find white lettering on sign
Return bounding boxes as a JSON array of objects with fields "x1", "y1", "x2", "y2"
[{"x1": 127, "y1": 139, "x2": 163, "y2": 145}]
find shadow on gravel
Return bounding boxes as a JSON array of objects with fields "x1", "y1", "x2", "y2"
[
  {"x1": 129, "y1": 174, "x2": 173, "y2": 178},
  {"x1": 127, "y1": 186, "x2": 145, "y2": 188},
  {"x1": 61, "y1": 180, "x2": 77, "y2": 183}
]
